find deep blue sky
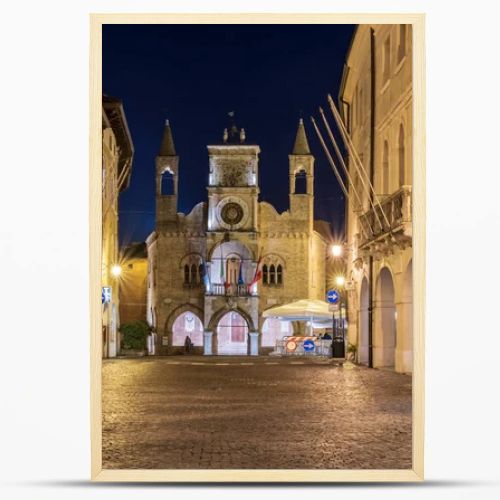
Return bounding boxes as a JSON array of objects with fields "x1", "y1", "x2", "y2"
[{"x1": 102, "y1": 24, "x2": 355, "y2": 246}]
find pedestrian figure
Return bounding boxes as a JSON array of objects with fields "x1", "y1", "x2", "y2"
[{"x1": 184, "y1": 335, "x2": 193, "y2": 354}]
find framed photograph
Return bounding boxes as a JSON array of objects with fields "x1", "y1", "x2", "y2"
[{"x1": 90, "y1": 13, "x2": 425, "y2": 482}]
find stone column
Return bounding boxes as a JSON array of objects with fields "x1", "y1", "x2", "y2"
[
  {"x1": 249, "y1": 332, "x2": 259, "y2": 356},
  {"x1": 372, "y1": 300, "x2": 396, "y2": 368},
  {"x1": 203, "y1": 330, "x2": 213, "y2": 356},
  {"x1": 395, "y1": 300, "x2": 413, "y2": 374}
]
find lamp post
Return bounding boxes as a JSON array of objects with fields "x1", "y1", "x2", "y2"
[
  {"x1": 330, "y1": 242, "x2": 347, "y2": 359},
  {"x1": 335, "y1": 275, "x2": 346, "y2": 358}
]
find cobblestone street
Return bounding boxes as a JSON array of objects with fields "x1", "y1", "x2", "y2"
[{"x1": 102, "y1": 357, "x2": 412, "y2": 470}]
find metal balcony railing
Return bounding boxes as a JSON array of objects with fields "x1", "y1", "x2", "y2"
[
  {"x1": 208, "y1": 283, "x2": 252, "y2": 297},
  {"x1": 358, "y1": 186, "x2": 412, "y2": 246}
]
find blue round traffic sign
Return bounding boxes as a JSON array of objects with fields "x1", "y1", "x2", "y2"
[
  {"x1": 326, "y1": 289, "x2": 340, "y2": 304},
  {"x1": 303, "y1": 339, "x2": 316, "y2": 351}
]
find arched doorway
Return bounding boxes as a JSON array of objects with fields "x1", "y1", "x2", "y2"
[
  {"x1": 217, "y1": 311, "x2": 249, "y2": 355},
  {"x1": 261, "y1": 318, "x2": 293, "y2": 349},
  {"x1": 358, "y1": 278, "x2": 369, "y2": 365},
  {"x1": 401, "y1": 260, "x2": 413, "y2": 373},
  {"x1": 374, "y1": 267, "x2": 396, "y2": 368},
  {"x1": 172, "y1": 311, "x2": 204, "y2": 347}
]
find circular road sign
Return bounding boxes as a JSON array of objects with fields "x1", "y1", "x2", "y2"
[
  {"x1": 303, "y1": 339, "x2": 316, "y2": 352},
  {"x1": 286, "y1": 340, "x2": 298, "y2": 352},
  {"x1": 326, "y1": 289, "x2": 340, "y2": 304}
]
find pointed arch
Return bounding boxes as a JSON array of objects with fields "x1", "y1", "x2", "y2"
[
  {"x1": 269, "y1": 264, "x2": 276, "y2": 285},
  {"x1": 276, "y1": 264, "x2": 283, "y2": 285},
  {"x1": 164, "y1": 303, "x2": 205, "y2": 342},
  {"x1": 208, "y1": 306, "x2": 256, "y2": 332},
  {"x1": 216, "y1": 310, "x2": 249, "y2": 355},
  {"x1": 172, "y1": 311, "x2": 204, "y2": 346},
  {"x1": 262, "y1": 264, "x2": 269, "y2": 285}
]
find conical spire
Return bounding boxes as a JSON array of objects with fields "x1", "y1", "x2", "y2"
[
  {"x1": 291, "y1": 118, "x2": 311, "y2": 155},
  {"x1": 159, "y1": 119, "x2": 176, "y2": 156}
]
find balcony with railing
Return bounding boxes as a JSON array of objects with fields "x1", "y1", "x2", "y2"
[
  {"x1": 358, "y1": 186, "x2": 412, "y2": 250},
  {"x1": 208, "y1": 283, "x2": 254, "y2": 297}
]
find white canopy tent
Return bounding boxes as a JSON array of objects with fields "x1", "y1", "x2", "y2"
[{"x1": 263, "y1": 299, "x2": 344, "y2": 333}]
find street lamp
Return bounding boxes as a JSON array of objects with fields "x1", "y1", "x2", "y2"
[
  {"x1": 329, "y1": 243, "x2": 348, "y2": 359},
  {"x1": 335, "y1": 275, "x2": 345, "y2": 287},
  {"x1": 111, "y1": 264, "x2": 122, "y2": 278},
  {"x1": 334, "y1": 275, "x2": 347, "y2": 359},
  {"x1": 331, "y1": 244, "x2": 343, "y2": 257}
]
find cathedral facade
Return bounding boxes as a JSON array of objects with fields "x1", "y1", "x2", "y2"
[{"x1": 146, "y1": 119, "x2": 331, "y2": 356}]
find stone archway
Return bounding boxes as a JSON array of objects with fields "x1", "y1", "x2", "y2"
[
  {"x1": 172, "y1": 311, "x2": 204, "y2": 347},
  {"x1": 358, "y1": 277, "x2": 370, "y2": 365},
  {"x1": 373, "y1": 267, "x2": 396, "y2": 368},
  {"x1": 164, "y1": 304, "x2": 204, "y2": 351},
  {"x1": 216, "y1": 310, "x2": 249, "y2": 355}
]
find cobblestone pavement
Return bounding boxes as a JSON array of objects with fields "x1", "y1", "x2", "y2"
[{"x1": 102, "y1": 356, "x2": 412, "y2": 470}]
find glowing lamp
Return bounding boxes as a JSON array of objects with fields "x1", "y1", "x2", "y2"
[
  {"x1": 111, "y1": 264, "x2": 122, "y2": 277},
  {"x1": 332, "y1": 244, "x2": 342, "y2": 257},
  {"x1": 335, "y1": 275, "x2": 345, "y2": 287}
]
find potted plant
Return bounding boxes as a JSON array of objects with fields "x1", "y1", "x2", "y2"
[
  {"x1": 119, "y1": 320, "x2": 151, "y2": 357},
  {"x1": 347, "y1": 343, "x2": 357, "y2": 362}
]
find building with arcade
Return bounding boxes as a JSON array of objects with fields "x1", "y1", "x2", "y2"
[
  {"x1": 146, "y1": 118, "x2": 333, "y2": 355},
  {"x1": 339, "y1": 24, "x2": 413, "y2": 373}
]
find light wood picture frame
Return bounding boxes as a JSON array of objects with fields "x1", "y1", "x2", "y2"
[{"x1": 90, "y1": 12, "x2": 425, "y2": 482}]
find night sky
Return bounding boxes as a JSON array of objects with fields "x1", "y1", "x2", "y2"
[{"x1": 102, "y1": 24, "x2": 355, "y2": 246}]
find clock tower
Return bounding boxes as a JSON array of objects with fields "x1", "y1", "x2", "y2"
[{"x1": 206, "y1": 117, "x2": 260, "y2": 234}]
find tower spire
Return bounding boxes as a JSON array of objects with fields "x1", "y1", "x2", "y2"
[
  {"x1": 291, "y1": 118, "x2": 311, "y2": 155},
  {"x1": 159, "y1": 119, "x2": 176, "y2": 156}
]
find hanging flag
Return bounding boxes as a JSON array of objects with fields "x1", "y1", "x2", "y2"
[
  {"x1": 201, "y1": 259, "x2": 210, "y2": 289},
  {"x1": 248, "y1": 255, "x2": 263, "y2": 292},
  {"x1": 238, "y1": 259, "x2": 244, "y2": 285}
]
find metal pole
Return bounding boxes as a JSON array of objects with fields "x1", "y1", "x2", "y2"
[
  {"x1": 331, "y1": 309, "x2": 335, "y2": 358},
  {"x1": 368, "y1": 27, "x2": 376, "y2": 369}
]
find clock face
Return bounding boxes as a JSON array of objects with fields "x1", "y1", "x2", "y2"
[
  {"x1": 216, "y1": 197, "x2": 249, "y2": 230},
  {"x1": 221, "y1": 202, "x2": 244, "y2": 225}
]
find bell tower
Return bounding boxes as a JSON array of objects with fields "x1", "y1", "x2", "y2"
[
  {"x1": 289, "y1": 118, "x2": 314, "y2": 231},
  {"x1": 156, "y1": 119, "x2": 179, "y2": 227},
  {"x1": 206, "y1": 115, "x2": 260, "y2": 233}
]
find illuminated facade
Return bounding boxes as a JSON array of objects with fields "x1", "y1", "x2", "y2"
[
  {"x1": 101, "y1": 96, "x2": 134, "y2": 358},
  {"x1": 146, "y1": 119, "x2": 332, "y2": 355},
  {"x1": 119, "y1": 242, "x2": 148, "y2": 326},
  {"x1": 339, "y1": 24, "x2": 413, "y2": 373}
]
